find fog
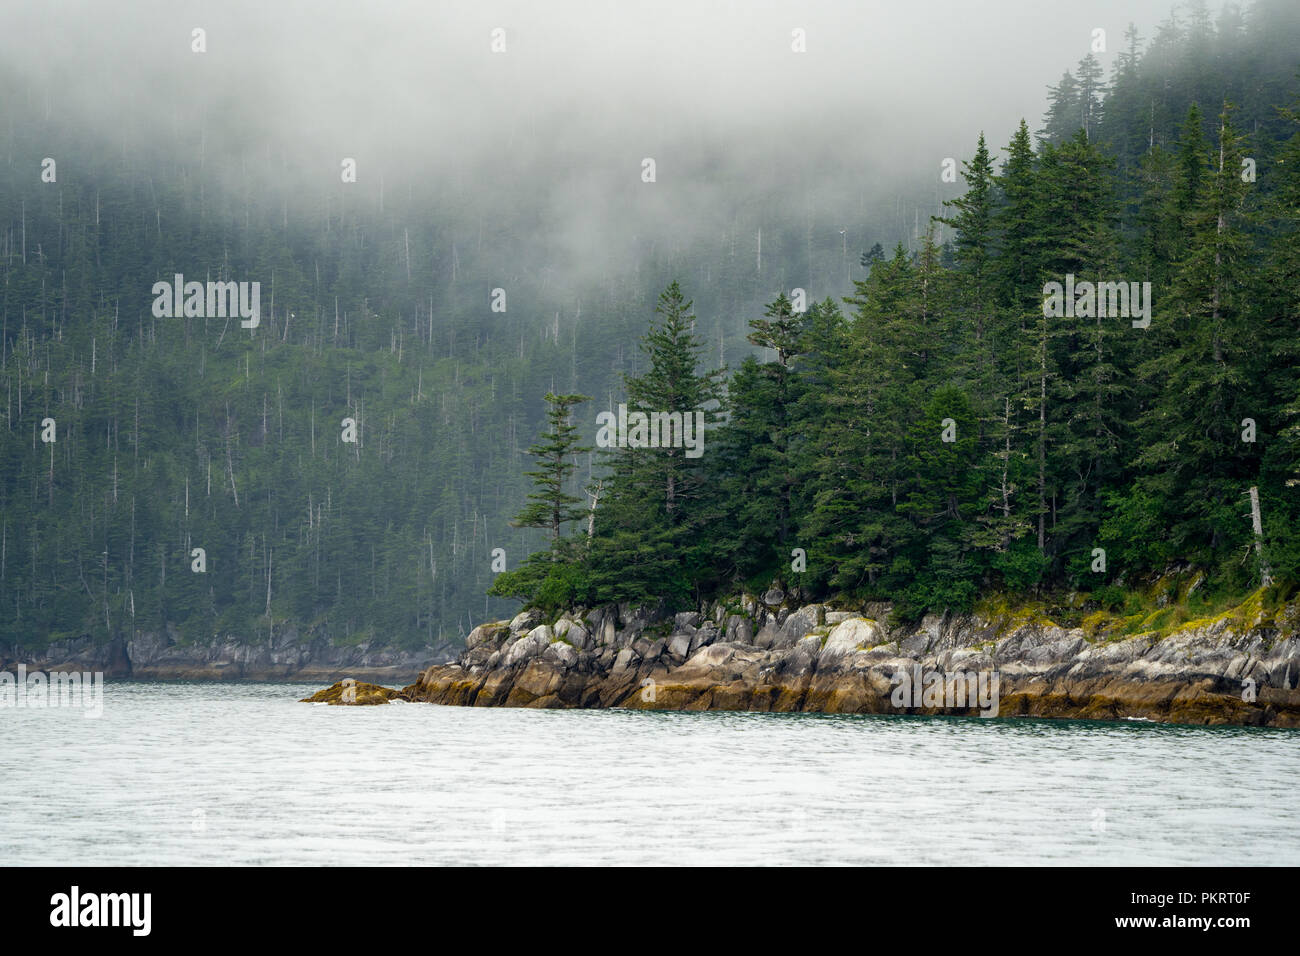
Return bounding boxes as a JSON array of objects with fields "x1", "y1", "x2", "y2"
[{"x1": 1, "y1": 0, "x2": 1182, "y2": 299}]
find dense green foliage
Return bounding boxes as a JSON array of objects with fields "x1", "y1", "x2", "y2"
[
  {"x1": 4, "y1": 0, "x2": 1299, "y2": 648},
  {"x1": 504, "y1": 1, "x2": 1300, "y2": 620}
]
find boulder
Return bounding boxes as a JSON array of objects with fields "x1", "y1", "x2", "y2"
[
  {"x1": 725, "y1": 614, "x2": 754, "y2": 645},
  {"x1": 466, "y1": 621, "x2": 510, "y2": 651},
  {"x1": 509, "y1": 609, "x2": 542, "y2": 635},
  {"x1": 775, "y1": 635, "x2": 822, "y2": 680},
  {"x1": 753, "y1": 621, "x2": 782, "y2": 649},
  {"x1": 818, "y1": 618, "x2": 883, "y2": 668},
  {"x1": 691, "y1": 624, "x2": 721, "y2": 653},
  {"x1": 612, "y1": 647, "x2": 640, "y2": 674},
  {"x1": 775, "y1": 605, "x2": 822, "y2": 648},
  {"x1": 504, "y1": 625, "x2": 554, "y2": 666},
  {"x1": 543, "y1": 641, "x2": 579, "y2": 668},
  {"x1": 554, "y1": 617, "x2": 591, "y2": 650}
]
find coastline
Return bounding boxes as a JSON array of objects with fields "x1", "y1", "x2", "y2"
[
  {"x1": 1, "y1": 629, "x2": 451, "y2": 684},
  {"x1": 323, "y1": 593, "x2": 1300, "y2": 728}
]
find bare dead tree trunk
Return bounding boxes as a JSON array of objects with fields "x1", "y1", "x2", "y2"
[
  {"x1": 1247, "y1": 486, "x2": 1272, "y2": 586},
  {"x1": 586, "y1": 480, "x2": 603, "y2": 540},
  {"x1": 1038, "y1": 322, "x2": 1047, "y2": 553}
]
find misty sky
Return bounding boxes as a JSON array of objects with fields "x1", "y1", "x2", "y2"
[{"x1": 1, "y1": 0, "x2": 1187, "y2": 293}]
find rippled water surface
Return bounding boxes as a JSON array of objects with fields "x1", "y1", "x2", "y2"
[{"x1": 4, "y1": 681, "x2": 1298, "y2": 865}]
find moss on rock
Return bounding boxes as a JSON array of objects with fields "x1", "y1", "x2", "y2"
[{"x1": 300, "y1": 679, "x2": 410, "y2": 705}]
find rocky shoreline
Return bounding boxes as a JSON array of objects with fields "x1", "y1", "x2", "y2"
[
  {"x1": 331, "y1": 593, "x2": 1300, "y2": 727},
  {"x1": 1, "y1": 628, "x2": 453, "y2": 683}
]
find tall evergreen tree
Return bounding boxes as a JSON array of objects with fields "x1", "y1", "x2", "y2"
[
  {"x1": 1040, "y1": 71, "x2": 1083, "y2": 145},
  {"x1": 1118, "y1": 103, "x2": 1258, "y2": 574},
  {"x1": 1033, "y1": 130, "x2": 1128, "y2": 573},
  {"x1": 585, "y1": 281, "x2": 725, "y2": 608},
  {"x1": 1076, "y1": 53, "x2": 1108, "y2": 140},
  {"x1": 510, "y1": 392, "x2": 592, "y2": 545}
]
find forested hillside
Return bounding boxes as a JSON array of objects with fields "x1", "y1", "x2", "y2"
[
  {"x1": 0, "y1": 18, "x2": 910, "y2": 651},
  {"x1": 3, "y1": 0, "x2": 1299, "y2": 652},
  {"x1": 496, "y1": 0, "x2": 1300, "y2": 621}
]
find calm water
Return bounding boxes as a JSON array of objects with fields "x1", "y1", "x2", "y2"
[{"x1": 3, "y1": 681, "x2": 1298, "y2": 865}]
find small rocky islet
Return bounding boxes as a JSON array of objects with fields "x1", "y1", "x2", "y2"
[
  {"x1": 300, "y1": 679, "x2": 410, "y2": 706},
  {"x1": 305, "y1": 587, "x2": 1300, "y2": 728}
]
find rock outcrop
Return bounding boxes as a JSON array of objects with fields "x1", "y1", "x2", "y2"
[
  {"x1": 300, "y1": 679, "x2": 411, "y2": 705},
  {"x1": 2, "y1": 626, "x2": 455, "y2": 683},
  {"x1": 388, "y1": 597, "x2": 1300, "y2": 727}
]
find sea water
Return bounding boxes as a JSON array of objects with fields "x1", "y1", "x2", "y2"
[{"x1": 3, "y1": 681, "x2": 1297, "y2": 865}]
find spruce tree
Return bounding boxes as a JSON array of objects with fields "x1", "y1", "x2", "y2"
[
  {"x1": 1122, "y1": 103, "x2": 1257, "y2": 574},
  {"x1": 1034, "y1": 130, "x2": 1128, "y2": 574},
  {"x1": 708, "y1": 293, "x2": 810, "y2": 586},
  {"x1": 510, "y1": 392, "x2": 592, "y2": 545},
  {"x1": 1040, "y1": 71, "x2": 1082, "y2": 145},
  {"x1": 584, "y1": 281, "x2": 725, "y2": 609},
  {"x1": 1075, "y1": 53, "x2": 1108, "y2": 140}
]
